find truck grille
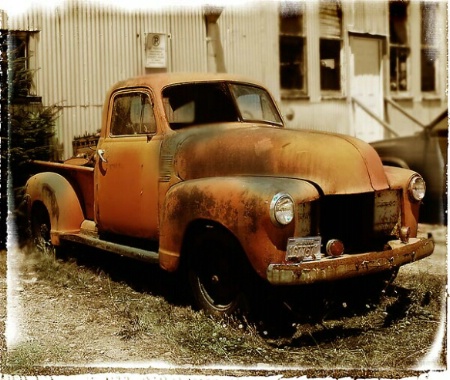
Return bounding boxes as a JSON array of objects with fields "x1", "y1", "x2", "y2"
[{"x1": 318, "y1": 190, "x2": 401, "y2": 253}]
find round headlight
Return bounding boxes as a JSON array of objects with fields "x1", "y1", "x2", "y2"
[
  {"x1": 409, "y1": 175, "x2": 426, "y2": 201},
  {"x1": 270, "y1": 193, "x2": 295, "y2": 226}
]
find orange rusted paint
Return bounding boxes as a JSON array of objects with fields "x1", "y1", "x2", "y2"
[
  {"x1": 25, "y1": 73, "x2": 433, "y2": 287},
  {"x1": 383, "y1": 166, "x2": 422, "y2": 237},
  {"x1": 170, "y1": 125, "x2": 389, "y2": 195},
  {"x1": 25, "y1": 171, "x2": 85, "y2": 245},
  {"x1": 31, "y1": 160, "x2": 95, "y2": 220},
  {"x1": 159, "y1": 176, "x2": 320, "y2": 275},
  {"x1": 267, "y1": 238, "x2": 434, "y2": 285}
]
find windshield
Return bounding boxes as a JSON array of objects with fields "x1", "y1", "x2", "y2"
[
  {"x1": 162, "y1": 81, "x2": 283, "y2": 129},
  {"x1": 229, "y1": 83, "x2": 282, "y2": 125}
]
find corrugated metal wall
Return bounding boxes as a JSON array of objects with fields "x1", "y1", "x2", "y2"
[
  {"x1": 4, "y1": 1, "x2": 447, "y2": 156},
  {"x1": 6, "y1": 2, "x2": 210, "y2": 158},
  {"x1": 3, "y1": 1, "x2": 388, "y2": 156},
  {"x1": 170, "y1": 7, "x2": 207, "y2": 73},
  {"x1": 220, "y1": 2, "x2": 280, "y2": 99},
  {"x1": 0, "y1": 10, "x2": 6, "y2": 28},
  {"x1": 343, "y1": 0, "x2": 388, "y2": 35}
]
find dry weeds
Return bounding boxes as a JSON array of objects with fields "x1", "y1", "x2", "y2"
[{"x1": 1, "y1": 240, "x2": 447, "y2": 377}]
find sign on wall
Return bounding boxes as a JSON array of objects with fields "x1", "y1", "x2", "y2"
[{"x1": 145, "y1": 33, "x2": 167, "y2": 68}]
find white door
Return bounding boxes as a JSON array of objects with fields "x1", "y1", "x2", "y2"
[{"x1": 350, "y1": 36, "x2": 384, "y2": 142}]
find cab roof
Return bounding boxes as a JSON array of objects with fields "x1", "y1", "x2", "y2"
[{"x1": 109, "y1": 72, "x2": 264, "y2": 93}]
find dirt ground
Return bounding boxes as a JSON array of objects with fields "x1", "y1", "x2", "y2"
[
  {"x1": 0, "y1": 250, "x2": 6, "y2": 371},
  {"x1": 0, "y1": 224, "x2": 448, "y2": 377}
]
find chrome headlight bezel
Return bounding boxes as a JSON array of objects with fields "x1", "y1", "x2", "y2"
[
  {"x1": 408, "y1": 174, "x2": 426, "y2": 202},
  {"x1": 270, "y1": 193, "x2": 295, "y2": 226}
]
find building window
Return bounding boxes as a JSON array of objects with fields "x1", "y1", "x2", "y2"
[
  {"x1": 0, "y1": 30, "x2": 33, "y2": 99},
  {"x1": 389, "y1": 0, "x2": 410, "y2": 92},
  {"x1": 421, "y1": 1, "x2": 438, "y2": 92},
  {"x1": 279, "y1": 1, "x2": 306, "y2": 95},
  {"x1": 319, "y1": 0, "x2": 342, "y2": 92}
]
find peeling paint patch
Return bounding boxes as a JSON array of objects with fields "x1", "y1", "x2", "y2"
[
  {"x1": 254, "y1": 137, "x2": 273, "y2": 156},
  {"x1": 41, "y1": 184, "x2": 59, "y2": 221}
]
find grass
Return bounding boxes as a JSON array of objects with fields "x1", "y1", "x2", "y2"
[
  {"x1": 0, "y1": 250, "x2": 6, "y2": 371},
  {"x1": 3, "y1": 243, "x2": 447, "y2": 376},
  {"x1": 17, "y1": 246, "x2": 276, "y2": 363},
  {"x1": 105, "y1": 277, "x2": 275, "y2": 365},
  {"x1": 5, "y1": 341, "x2": 70, "y2": 374},
  {"x1": 12, "y1": 246, "x2": 286, "y2": 367},
  {"x1": 5, "y1": 342, "x2": 47, "y2": 373},
  {"x1": 0, "y1": 250, "x2": 6, "y2": 277}
]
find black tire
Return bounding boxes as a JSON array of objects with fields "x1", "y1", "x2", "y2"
[
  {"x1": 30, "y1": 203, "x2": 54, "y2": 254},
  {"x1": 187, "y1": 228, "x2": 248, "y2": 317}
]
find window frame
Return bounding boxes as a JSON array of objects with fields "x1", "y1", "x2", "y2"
[
  {"x1": 389, "y1": 0, "x2": 411, "y2": 95},
  {"x1": 278, "y1": 1, "x2": 307, "y2": 99},
  {"x1": 420, "y1": 1, "x2": 439, "y2": 94},
  {"x1": 319, "y1": 37, "x2": 342, "y2": 94},
  {"x1": 319, "y1": 0, "x2": 343, "y2": 95},
  {"x1": 109, "y1": 89, "x2": 157, "y2": 137},
  {"x1": 0, "y1": 29, "x2": 37, "y2": 100}
]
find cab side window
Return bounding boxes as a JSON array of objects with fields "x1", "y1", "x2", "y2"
[{"x1": 110, "y1": 92, "x2": 156, "y2": 136}]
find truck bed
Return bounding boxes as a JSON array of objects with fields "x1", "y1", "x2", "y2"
[{"x1": 31, "y1": 160, "x2": 95, "y2": 220}]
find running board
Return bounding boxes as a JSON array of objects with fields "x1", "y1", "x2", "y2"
[{"x1": 60, "y1": 233, "x2": 160, "y2": 264}]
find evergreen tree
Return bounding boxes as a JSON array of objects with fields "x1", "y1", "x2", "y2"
[{"x1": 1, "y1": 31, "x2": 60, "y2": 247}]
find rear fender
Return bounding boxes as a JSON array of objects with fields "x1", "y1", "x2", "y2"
[
  {"x1": 25, "y1": 172, "x2": 84, "y2": 245},
  {"x1": 159, "y1": 177, "x2": 320, "y2": 277}
]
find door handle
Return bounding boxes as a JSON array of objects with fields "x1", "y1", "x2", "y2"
[{"x1": 97, "y1": 149, "x2": 107, "y2": 163}]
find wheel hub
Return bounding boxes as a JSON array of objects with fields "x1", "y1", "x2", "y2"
[{"x1": 211, "y1": 275, "x2": 220, "y2": 284}]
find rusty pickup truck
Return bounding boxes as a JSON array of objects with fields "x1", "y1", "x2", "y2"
[{"x1": 25, "y1": 73, "x2": 434, "y2": 316}]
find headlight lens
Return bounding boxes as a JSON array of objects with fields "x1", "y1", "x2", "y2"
[
  {"x1": 409, "y1": 175, "x2": 426, "y2": 201},
  {"x1": 270, "y1": 193, "x2": 295, "y2": 225}
]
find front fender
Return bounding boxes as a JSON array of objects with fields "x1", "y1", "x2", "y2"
[
  {"x1": 159, "y1": 177, "x2": 320, "y2": 277},
  {"x1": 25, "y1": 172, "x2": 84, "y2": 245},
  {"x1": 384, "y1": 166, "x2": 423, "y2": 237}
]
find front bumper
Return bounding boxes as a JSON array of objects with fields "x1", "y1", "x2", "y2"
[{"x1": 267, "y1": 238, "x2": 435, "y2": 285}]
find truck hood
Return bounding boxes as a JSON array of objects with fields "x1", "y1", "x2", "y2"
[{"x1": 166, "y1": 123, "x2": 389, "y2": 195}]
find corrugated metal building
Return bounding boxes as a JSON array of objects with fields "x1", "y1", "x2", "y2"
[{"x1": 1, "y1": 0, "x2": 447, "y2": 159}]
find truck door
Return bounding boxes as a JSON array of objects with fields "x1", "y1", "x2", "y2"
[{"x1": 95, "y1": 89, "x2": 161, "y2": 239}]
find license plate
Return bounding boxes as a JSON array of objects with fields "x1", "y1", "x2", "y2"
[{"x1": 286, "y1": 236, "x2": 322, "y2": 263}]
